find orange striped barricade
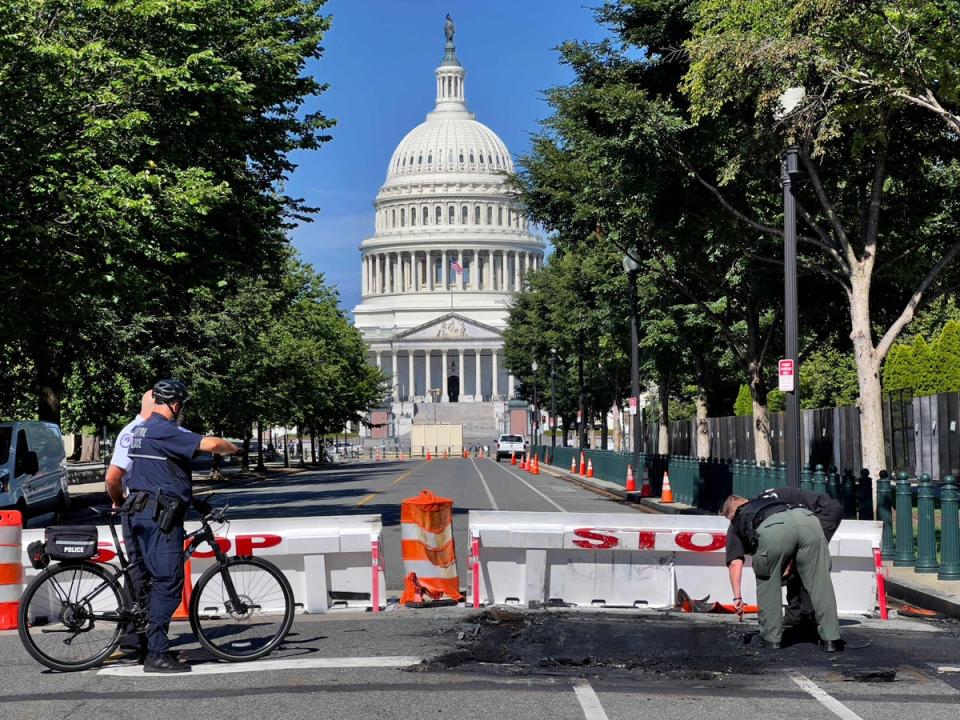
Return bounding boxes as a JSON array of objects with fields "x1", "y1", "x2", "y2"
[
  {"x1": 0, "y1": 511, "x2": 23, "y2": 629},
  {"x1": 399, "y1": 490, "x2": 464, "y2": 607}
]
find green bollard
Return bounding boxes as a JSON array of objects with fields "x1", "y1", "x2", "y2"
[
  {"x1": 800, "y1": 463, "x2": 813, "y2": 491},
  {"x1": 877, "y1": 470, "x2": 895, "y2": 560},
  {"x1": 841, "y1": 468, "x2": 857, "y2": 518},
  {"x1": 857, "y1": 469, "x2": 874, "y2": 520},
  {"x1": 777, "y1": 461, "x2": 787, "y2": 488},
  {"x1": 813, "y1": 464, "x2": 827, "y2": 494},
  {"x1": 893, "y1": 471, "x2": 916, "y2": 567},
  {"x1": 755, "y1": 461, "x2": 765, "y2": 498},
  {"x1": 828, "y1": 467, "x2": 840, "y2": 500},
  {"x1": 915, "y1": 474, "x2": 939, "y2": 573},
  {"x1": 732, "y1": 459, "x2": 742, "y2": 497},
  {"x1": 938, "y1": 475, "x2": 960, "y2": 581}
]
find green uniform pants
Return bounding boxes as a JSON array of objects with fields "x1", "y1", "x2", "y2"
[{"x1": 753, "y1": 508, "x2": 840, "y2": 643}]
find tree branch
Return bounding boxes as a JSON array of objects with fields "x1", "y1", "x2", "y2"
[
  {"x1": 799, "y1": 145, "x2": 854, "y2": 267},
  {"x1": 876, "y1": 240, "x2": 960, "y2": 359}
]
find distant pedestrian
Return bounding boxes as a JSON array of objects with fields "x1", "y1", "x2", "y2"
[{"x1": 721, "y1": 494, "x2": 842, "y2": 652}]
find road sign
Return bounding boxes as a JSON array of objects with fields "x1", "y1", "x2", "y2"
[
  {"x1": 778, "y1": 359, "x2": 795, "y2": 392},
  {"x1": 629, "y1": 397, "x2": 638, "y2": 416}
]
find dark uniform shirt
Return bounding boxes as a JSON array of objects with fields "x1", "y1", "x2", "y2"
[
  {"x1": 125, "y1": 413, "x2": 203, "y2": 502},
  {"x1": 725, "y1": 487, "x2": 842, "y2": 566}
]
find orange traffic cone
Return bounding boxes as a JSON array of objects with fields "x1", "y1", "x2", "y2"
[
  {"x1": 511, "y1": 451, "x2": 516, "y2": 465},
  {"x1": 173, "y1": 542, "x2": 193, "y2": 620},
  {"x1": 532, "y1": 455, "x2": 540, "y2": 475},
  {"x1": 586, "y1": 458, "x2": 594, "y2": 478},
  {"x1": 570, "y1": 456, "x2": 576, "y2": 474},
  {"x1": 625, "y1": 464, "x2": 637, "y2": 492},
  {"x1": 579, "y1": 452, "x2": 586, "y2": 476},
  {"x1": 427, "y1": 450, "x2": 432, "y2": 461},
  {"x1": 641, "y1": 471, "x2": 652, "y2": 497},
  {"x1": 660, "y1": 471, "x2": 674, "y2": 503},
  {"x1": 521, "y1": 453, "x2": 528, "y2": 471},
  {"x1": 444, "y1": 449, "x2": 448, "y2": 460}
]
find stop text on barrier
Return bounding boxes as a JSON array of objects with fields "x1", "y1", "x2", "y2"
[{"x1": 570, "y1": 528, "x2": 726, "y2": 553}]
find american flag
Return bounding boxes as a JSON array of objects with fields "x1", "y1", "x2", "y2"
[{"x1": 449, "y1": 258, "x2": 464, "y2": 274}]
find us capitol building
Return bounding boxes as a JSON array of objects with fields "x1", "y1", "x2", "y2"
[{"x1": 353, "y1": 17, "x2": 544, "y2": 442}]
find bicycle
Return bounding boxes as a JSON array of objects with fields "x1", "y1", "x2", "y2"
[{"x1": 18, "y1": 496, "x2": 295, "y2": 672}]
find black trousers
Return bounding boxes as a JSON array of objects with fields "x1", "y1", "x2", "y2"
[{"x1": 783, "y1": 498, "x2": 843, "y2": 626}]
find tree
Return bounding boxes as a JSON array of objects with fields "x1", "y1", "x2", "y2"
[
  {"x1": 0, "y1": 0, "x2": 334, "y2": 424},
  {"x1": 683, "y1": 0, "x2": 960, "y2": 479},
  {"x1": 734, "y1": 384, "x2": 753, "y2": 416}
]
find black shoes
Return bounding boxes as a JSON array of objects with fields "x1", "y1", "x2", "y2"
[
  {"x1": 758, "y1": 638, "x2": 782, "y2": 650},
  {"x1": 143, "y1": 651, "x2": 191, "y2": 673},
  {"x1": 819, "y1": 639, "x2": 845, "y2": 653}
]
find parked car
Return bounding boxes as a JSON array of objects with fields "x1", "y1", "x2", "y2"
[
  {"x1": 495, "y1": 434, "x2": 526, "y2": 462},
  {"x1": 0, "y1": 421, "x2": 69, "y2": 521}
]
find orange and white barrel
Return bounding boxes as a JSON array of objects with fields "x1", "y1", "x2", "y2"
[
  {"x1": 0, "y1": 510, "x2": 23, "y2": 630},
  {"x1": 399, "y1": 490, "x2": 463, "y2": 604}
]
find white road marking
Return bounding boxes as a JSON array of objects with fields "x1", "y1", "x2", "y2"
[
  {"x1": 98, "y1": 655, "x2": 423, "y2": 677},
  {"x1": 928, "y1": 663, "x2": 960, "y2": 673},
  {"x1": 789, "y1": 672, "x2": 864, "y2": 720},
  {"x1": 572, "y1": 679, "x2": 609, "y2": 720},
  {"x1": 471, "y1": 459, "x2": 499, "y2": 510},
  {"x1": 493, "y1": 461, "x2": 567, "y2": 512}
]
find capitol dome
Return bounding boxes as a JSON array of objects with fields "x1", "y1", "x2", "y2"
[{"x1": 353, "y1": 17, "x2": 544, "y2": 411}]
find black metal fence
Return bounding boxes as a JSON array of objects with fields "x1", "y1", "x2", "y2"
[{"x1": 637, "y1": 390, "x2": 960, "y2": 479}]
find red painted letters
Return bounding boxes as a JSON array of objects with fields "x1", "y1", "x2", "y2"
[
  {"x1": 674, "y1": 531, "x2": 726, "y2": 552},
  {"x1": 572, "y1": 528, "x2": 620, "y2": 549},
  {"x1": 234, "y1": 533, "x2": 282, "y2": 557}
]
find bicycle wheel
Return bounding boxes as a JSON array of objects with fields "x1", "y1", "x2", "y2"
[
  {"x1": 189, "y1": 556, "x2": 294, "y2": 662},
  {"x1": 18, "y1": 561, "x2": 128, "y2": 672}
]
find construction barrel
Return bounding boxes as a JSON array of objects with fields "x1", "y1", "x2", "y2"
[
  {"x1": 399, "y1": 490, "x2": 464, "y2": 606},
  {"x1": 0, "y1": 510, "x2": 23, "y2": 630}
]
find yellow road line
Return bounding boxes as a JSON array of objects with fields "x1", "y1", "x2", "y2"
[{"x1": 354, "y1": 462, "x2": 422, "y2": 505}]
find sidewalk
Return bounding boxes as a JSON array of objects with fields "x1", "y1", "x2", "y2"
[{"x1": 541, "y1": 461, "x2": 960, "y2": 618}]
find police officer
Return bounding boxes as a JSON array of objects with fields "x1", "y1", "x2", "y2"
[
  {"x1": 721, "y1": 493, "x2": 843, "y2": 652},
  {"x1": 754, "y1": 487, "x2": 843, "y2": 637},
  {"x1": 124, "y1": 379, "x2": 239, "y2": 673}
]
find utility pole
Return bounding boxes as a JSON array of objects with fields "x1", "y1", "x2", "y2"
[{"x1": 578, "y1": 327, "x2": 586, "y2": 450}]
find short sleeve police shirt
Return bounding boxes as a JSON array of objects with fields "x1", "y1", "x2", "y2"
[
  {"x1": 725, "y1": 525, "x2": 746, "y2": 566},
  {"x1": 125, "y1": 413, "x2": 203, "y2": 502},
  {"x1": 110, "y1": 415, "x2": 145, "y2": 473}
]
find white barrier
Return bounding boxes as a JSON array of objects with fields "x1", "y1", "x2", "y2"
[
  {"x1": 467, "y1": 511, "x2": 883, "y2": 615},
  {"x1": 21, "y1": 515, "x2": 386, "y2": 614}
]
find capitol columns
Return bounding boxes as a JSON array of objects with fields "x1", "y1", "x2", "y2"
[
  {"x1": 391, "y1": 349, "x2": 399, "y2": 401},
  {"x1": 442, "y1": 249, "x2": 449, "y2": 290},
  {"x1": 458, "y1": 349, "x2": 465, "y2": 395},
  {"x1": 441, "y1": 349, "x2": 450, "y2": 402},
  {"x1": 457, "y1": 249, "x2": 464, "y2": 290},
  {"x1": 487, "y1": 249, "x2": 494, "y2": 291},
  {"x1": 492, "y1": 350, "x2": 499, "y2": 398},
  {"x1": 407, "y1": 349, "x2": 415, "y2": 401},
  {"x1": 475, "y1": 350, "x2": 482, "y2": 400}
]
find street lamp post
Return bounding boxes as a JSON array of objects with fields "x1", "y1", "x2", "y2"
[
  {"x1": 778, "y1": 86, "x2": 805, "y2": 489},
  {"x1": 550, "y1": 349, "x2": 557, "y2": 452},
  {"x1": 531, "y1": 361, "x2": 539, "y2": 448},
  {"x1": 623, "y1": 252, "x2": 642, "y2": 476}
]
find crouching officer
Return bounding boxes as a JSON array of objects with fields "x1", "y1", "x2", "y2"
[
  {"x1": 124, "y1": 379, "x2": 239, "y2": 673},
  {"x1": 755, "y1": 487, "x2": 842, "y2": 637},
  {"x1": 721, "y1": 494, "x2": 843, "y2": 652}
]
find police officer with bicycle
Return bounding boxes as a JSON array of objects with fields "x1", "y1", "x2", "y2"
[{"x1": 123, "y1": 379, "x2": 239, "y2": 673}]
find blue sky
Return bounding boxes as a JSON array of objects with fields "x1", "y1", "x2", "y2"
[{"x1": 286, "y1": 1, "x2": 609, "y2": 313}]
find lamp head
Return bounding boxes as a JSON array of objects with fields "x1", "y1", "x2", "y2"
[{"x1": 776, "y1": 86, "x2": 806, "y2": 119}]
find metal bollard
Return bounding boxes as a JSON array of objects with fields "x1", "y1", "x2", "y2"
[
  {"x1": 828, "y1": 466, "x2": 840, "y2": 500},
  {"x1": 857, "y1": 469, "x2": 874, "y2": 521},
  {"x1": 877, "y1": 470, "x2": 895, "y2": 560},
  {"x1": 800, "y1": 463, "x2": 813, "y2": 492},
  {"x1": 938, "y1": 475, "x2": 960, "y2": 581},
  {"x1": 841, "y1": 468, "x2": 857, "y2": 519},
  {"x1": 732, "y1": 459, "x2": 744, "y2": 497},
  {"x1": 915, "y1": 473, "x2": 939, "y2": 573},
  {"x1": 893, "y1": 471, "x2": 916, "y2": 567},
  {"x1": 755, "y1": 461, "x2": 765, "y2": 498},
  {"x1": 813, "y1": 464, "x2": 827, "y2": 494}
]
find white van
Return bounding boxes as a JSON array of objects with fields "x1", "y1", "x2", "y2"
[{"x1": 0, "y1": 421, "x2": 70, "y2": 521}]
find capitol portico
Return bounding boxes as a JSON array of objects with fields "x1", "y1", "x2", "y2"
[{"x1": 353, "y1": 17, "x2": 544, "y2": 423}]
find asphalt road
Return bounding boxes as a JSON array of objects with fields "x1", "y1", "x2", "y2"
[{"x1": 5, "y1": 458, "x2": 960, "y2": 720}]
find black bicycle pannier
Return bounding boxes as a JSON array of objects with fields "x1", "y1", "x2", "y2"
[
  {"x1": 26, "y1": 540, "x2": 49, "y2": 570},
  {"x1": 44, "y1": 526, "x2": 99, "y2": 561}
]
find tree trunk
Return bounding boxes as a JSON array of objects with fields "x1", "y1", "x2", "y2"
[
  {"x1": 850, "y1": 276, "x2": 887, "y2": 487},
  {"x1": 35, "y1": 359, "x2": 62, "y2": 426},
  {"x1": 600, "y1": 410, "x2": 609, "y2": 450},
  {"x1": 749, "y1": 365, "x2": 773, "y2": 464},
  {"x1": 79, "y1": 434, "x2": 100, "y2": 463},
  {"x1": 658, "y1": 380, "x2": 670, "y2": 455},
  {"x1": 241, "y1": 436, "x2": 250, "y2": 472},
  {"x1": 693, "y1": 352, "x2": 711, "y2": 458},
  {"x1": 256, "y1": 421, "x2": 266, "y2": 472},
  {"x1": 612, "y1": 402, "x2": 623, "y2": 453}
]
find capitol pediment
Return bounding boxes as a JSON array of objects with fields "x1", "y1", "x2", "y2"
[{"x1": 395, "y1": 313, "x2": 502, "y2": 342}]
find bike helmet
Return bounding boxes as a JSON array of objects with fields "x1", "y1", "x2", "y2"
[{"x1": 152, "y1": 378, "x2": 188, "y2": 406}]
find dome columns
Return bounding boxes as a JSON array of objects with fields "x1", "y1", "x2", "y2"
[{"x1": 361, "y1": 248, "x2": 542, "y2": 297}]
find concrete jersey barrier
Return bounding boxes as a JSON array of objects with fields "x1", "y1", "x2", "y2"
[
  {"x1": 467, "y1": 511, "x2": 882, "y2": 615},
  {"x1": 21, "y1": 515, "x2": 386, "y2": 613}
]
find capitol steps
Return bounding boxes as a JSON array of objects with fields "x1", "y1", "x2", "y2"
[{"x1": 411, "y1": 401, "x2": 499, "y2": 445}]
